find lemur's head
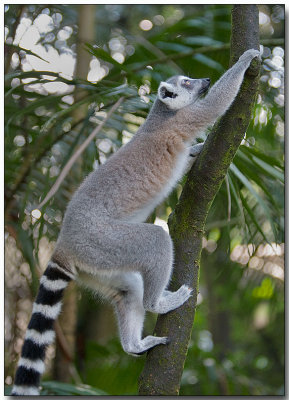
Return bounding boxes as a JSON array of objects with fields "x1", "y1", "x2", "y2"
[{"x1": 157, "y1": 75, "x2": 210, "y2": 110}]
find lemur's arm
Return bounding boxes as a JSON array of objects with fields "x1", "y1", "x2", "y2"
[{"x1": 192, "y1": 49, "x2": 260, "y2": 130}]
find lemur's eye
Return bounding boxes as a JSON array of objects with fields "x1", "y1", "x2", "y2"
[{"x1": 182, "y1": 79, "x2": 192, "y2": 87}]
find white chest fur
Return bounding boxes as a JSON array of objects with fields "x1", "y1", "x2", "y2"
[{"x1": 125, "y1": 147, "x2": 190, "y2": 223}]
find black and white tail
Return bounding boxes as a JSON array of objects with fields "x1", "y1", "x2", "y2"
[{"x1": 11, "y1": 261, "x2": 74, "y2": 396}]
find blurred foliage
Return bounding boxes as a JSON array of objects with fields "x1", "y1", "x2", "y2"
[
  {"x1": 5, "y1": 380, "x2": 107, "y2": 396},
  {"x1": 4, "y1": 4, "x2": 284, "y2": 396}
]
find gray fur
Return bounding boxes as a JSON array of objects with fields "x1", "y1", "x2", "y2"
[
  {"x1": 55, "y1": 49, "x2": 259, "y2": 354},
  {"x1": 23, "y1": 49, "x2": 261, "y2": 373}
]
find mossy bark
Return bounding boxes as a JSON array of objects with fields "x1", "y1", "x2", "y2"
[{"x1": 138, "y1": 5, "x2": 260, "y2": 395}]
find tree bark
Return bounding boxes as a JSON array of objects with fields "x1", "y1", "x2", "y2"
[
  {"x1": 138, "y1": 5, "x2": 260, "y2": 395},
  {"x1": 73, "y1": 4, "x2": 96, "y2": 121}
]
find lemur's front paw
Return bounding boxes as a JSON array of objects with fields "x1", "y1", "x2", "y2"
[
  {"x1": 189, "y1": 142, "x2": 204, "y2": 157},
  {"x1": 239, "y1": 49, "x2": 261, "y2": 63}
]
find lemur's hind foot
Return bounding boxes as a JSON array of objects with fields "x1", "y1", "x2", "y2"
[
  {"x1": 126, "y1": 335, "x2": 169, "y2": 356},
  {"x1": 146, "y1": 285, "x2": 193, "y2": 314}
]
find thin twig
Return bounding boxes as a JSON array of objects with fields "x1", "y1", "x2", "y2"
[
  {"x1": 225, "y1": 174, "x2": 231, "y2": 222},
  {"x1": 54, "y1": 320, "x2": 73, "y2": 362},
  {"x1": 36, "y1": 96, "x2": 124, "y2": 209},
  {"x1": 54, "y1": 321, "x2": 83, "y2": 384}
]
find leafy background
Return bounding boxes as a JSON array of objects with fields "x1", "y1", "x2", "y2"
[{"x1": 4, "y1": 4, "x2": 284, "y2": 395}]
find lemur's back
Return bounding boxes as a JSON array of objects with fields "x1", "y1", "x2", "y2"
[{"x1": 63, "y1": 107, "x2": 188, "y2": 224}]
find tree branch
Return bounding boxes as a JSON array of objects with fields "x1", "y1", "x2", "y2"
[{"x1": 138, "y1": 5, "x2": 260, "y2": 395}]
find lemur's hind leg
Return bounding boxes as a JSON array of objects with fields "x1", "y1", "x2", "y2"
[
  {"x1": 65, "y1": 221, "x2": 191, "y2": 318},
  {"x1": 112, "y1": 272, "x2": 168, "y2": 355}
]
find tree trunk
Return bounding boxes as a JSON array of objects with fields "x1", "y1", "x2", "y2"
[
  {"x1": 73, "y1": 4, "x2": 96, "y2": 121},
  {"x1": 138, "y1": 5, "x2": 260, "y2": 395},
  {"x1": 53, "y1": 4, "x2": 96, "y2": 383}
]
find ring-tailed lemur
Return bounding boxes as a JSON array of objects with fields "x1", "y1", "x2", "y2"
[{"x1": 11, "y1": 49, "x2": 259, "y2": 395}]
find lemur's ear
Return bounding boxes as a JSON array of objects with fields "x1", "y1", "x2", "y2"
[{"x1": 158, "y1": 82, "x2": 178, "y2": 99}]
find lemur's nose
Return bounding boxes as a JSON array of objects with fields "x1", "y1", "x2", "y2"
[{"x1": 204, "y1": 78, "x2": 210, "y2": 83}]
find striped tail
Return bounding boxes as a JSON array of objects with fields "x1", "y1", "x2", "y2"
[{"x1": 11, "y1": 261, "x2": 74, "y2": 396}]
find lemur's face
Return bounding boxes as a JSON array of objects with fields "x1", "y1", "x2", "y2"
[{"x1": 158, "y1": 75, "x2": 210, "y2": 110}]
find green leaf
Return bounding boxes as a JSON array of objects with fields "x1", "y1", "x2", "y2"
[
  {"x1": 239, "y1": 192, "x2": 269, "y2": 243},
  {"x1": 5, "y1": 94, "x2": 64, "y2": 131},
  {"x1": 5, "y1": 43, "x2": 50, "y2": 63},
  {"x1": 239, "y1": 146, "x2": 284, "y2": 182},
  {"x1": 40, "y1": 381, "x2": 107, "y2": 396},
  {"x1": 5, "y1": 70, "x2": 77, "y2": 85},
  {"x1": 85, "y1": 43, "x2": 129, "y2": 72},
  {"x1": 251, "y1": 155, "x2": 284, "y2": 183},
  {"x1": 229, "y1": 164, "x2": 277, "y2": 240},
  {"x1": 227, "y1": 171, "x2": 249, "y2": 240},
  {"x1": 182, "y1": 18, "x2": 208, "y2": 29},
  {"x1": 10, "y1": 222, "x2": 39, "y2": 295},
  {"x1": 193, "y1": 53, "x2": 224, "y2": 72},
  {"x1": 235, "y1": 149, "x2": 283, "y2": 209},
  {"x1": 155, "y1": 41, "x2": 192, "y2": 53},
  {"x1": 182, "y1": 36, "x2": 224, "y2": 46},
  {"x1": 241, "y1": 144, "x2": 284, "y2": 170}
]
